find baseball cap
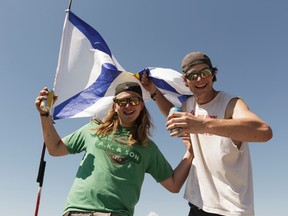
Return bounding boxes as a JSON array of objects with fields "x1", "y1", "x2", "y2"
[
  {"x1": 115, "y1": 82, "x2": 142, "y2": 97},
  {"x1": 181, "y1": 51, "x2": 213, "y2": 73}
]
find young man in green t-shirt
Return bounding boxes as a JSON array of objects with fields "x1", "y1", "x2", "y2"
[{"x1": 35, "y1": 82, "x2": 193, "y2": 216}]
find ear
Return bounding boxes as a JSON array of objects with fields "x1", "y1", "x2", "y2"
[
  {"x1": 112, "y1": 103, "x2": 117, "y2": 112},
  {"x1": 183, "y1": 76, "x2": 189, "y2": 87},
  {"x1": 140, "y1": 101, "x2": 145, "y2": 109}
]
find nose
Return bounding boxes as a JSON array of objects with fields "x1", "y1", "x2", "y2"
[
  {"x1": 125, "y1": 102, "x2": 133, "y2": 107},
  {"x1": 196, "y1": 74, "x2": 202, "y2": 81}
]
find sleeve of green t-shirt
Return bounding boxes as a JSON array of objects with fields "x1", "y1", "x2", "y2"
[
  {"x1": 146, "y1": 141, "x2": 174, "y2": 183},
  {"x1": 63, "y1": 121, "x2": 97, "y2": 154}
]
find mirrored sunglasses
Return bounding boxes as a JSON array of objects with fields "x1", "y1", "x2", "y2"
[
  {"x1": 185, "y1": 68, "x2": 213, "y2": 81},
  {"x1": 114, "y1": 97, "x2": 142, "y2": 107}
]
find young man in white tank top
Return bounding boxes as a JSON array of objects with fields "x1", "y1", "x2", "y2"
[{"x1": 141, "y1": 51, "x2": 273, "y2": 216}]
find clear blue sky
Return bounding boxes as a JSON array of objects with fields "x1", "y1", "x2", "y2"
[{"x1": 1, "y1": 0, "x2": 287, "y2": 215}]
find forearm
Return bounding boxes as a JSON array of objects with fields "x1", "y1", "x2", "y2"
[
  {"x1": 174, "y1": 149, "x2": 193, "y2": 181},
  {"x1": 40, "y1": 115, "x2": 67, "y2": 156},
  {"x1": 204, "y1": 118, "x2": 273, "y2": 142},
  {"x1": 166, "y1": 150, "x2": 193, "y2": 193},
  {"x1": 150, "y1": 89, "x2": 174, "y2": 117}
]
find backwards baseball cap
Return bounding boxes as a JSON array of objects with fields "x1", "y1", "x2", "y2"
[
  {"x1": 181, "y1": 51, "x2": 213, "y2": 73},
  {"x1": 115, "y1": 82, "x2": 142, "y2": 97}
]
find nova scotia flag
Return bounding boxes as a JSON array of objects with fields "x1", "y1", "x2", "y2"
[{"x1": 52, "y1": 11, "x2": 191, "y2": 120}]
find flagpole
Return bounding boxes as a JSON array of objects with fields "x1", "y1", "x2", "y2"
[
  {"x1": 34, "y1": 142, "x2": 46, "y2": 216},
  {"x1": 68, "y1": 0, "x2": 73, "y2": 10},
  {"x1": 34, "y1": 1, "x2": 73, "y2": 215}
]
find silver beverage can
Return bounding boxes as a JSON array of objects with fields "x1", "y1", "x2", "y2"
[
  {"x1": 40, "y1": 90, "x2": 54, "y2": 112},
  {"x1": 169, "y1": 107, "x2": 182, "y2": 133}
]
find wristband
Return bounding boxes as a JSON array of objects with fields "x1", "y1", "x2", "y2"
[
  {"x1": 150, "y1": 89, "x2": 159, "y2": 100},
  {"x1": 40, "y1": 112, "x2": 50, "y2": 117}
]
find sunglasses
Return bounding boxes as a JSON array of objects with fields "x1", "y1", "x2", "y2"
[
  {"x1": 185, "y1": 68, "x2": 213, "y2": 81},
  {"x1": 114, "y1": 97, "x2": 142, "y2": 107}
]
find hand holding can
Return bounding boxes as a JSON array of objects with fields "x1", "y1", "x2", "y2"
[
  {"x1": 168, "y1": 107, "x2": 182, "y2": 133},
  {"x1": 40, "y1": 90, "x2": 55, "y2": 113}
]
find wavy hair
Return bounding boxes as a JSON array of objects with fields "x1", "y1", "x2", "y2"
[{"x1": 93, "y1": 102, "x2": 153, "y2": 146}]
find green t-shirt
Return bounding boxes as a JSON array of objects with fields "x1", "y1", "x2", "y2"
[{"x1": 62, "y1": 121, "x2": 173, "y2": 216}]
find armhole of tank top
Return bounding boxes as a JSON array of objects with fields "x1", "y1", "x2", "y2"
[{"x1": 224, "y1": 96, "x2": 240, "y2": 119}]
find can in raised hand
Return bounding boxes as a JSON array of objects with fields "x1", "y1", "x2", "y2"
[{"x1": 40, "y1": 90, "x2": 54, "y2": 113}]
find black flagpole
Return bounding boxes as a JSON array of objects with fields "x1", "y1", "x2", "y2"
[
  {"x1": 68, "y1": 0, "x2": 73, "y2": 11},
  {"x1": 34, "y1": 142, "x2": 46, "y2": 216},
  {"x1": 34, "y1": 1, "x2": 73, "y2": 215}
]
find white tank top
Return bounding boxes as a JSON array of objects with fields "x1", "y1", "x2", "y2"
[{"x1": 184, "y1": 91, "x2": 254, "y2": 216}]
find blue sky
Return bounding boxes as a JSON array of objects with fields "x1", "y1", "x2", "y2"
[{"x1": 1, "y1": 0, "x2": 287, "y2": 215}]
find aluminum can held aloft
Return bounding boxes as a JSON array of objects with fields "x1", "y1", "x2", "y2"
[
  {"x1": 169, "y1": 107, "x2": 182, "y2": 133},
  {"x1": 40, "y1": 90, "x2": 54, "y2": 113}
]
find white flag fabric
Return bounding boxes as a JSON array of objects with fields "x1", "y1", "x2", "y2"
[{"x1": 52, "y1": 11, "x2": 191, "y2": 120}]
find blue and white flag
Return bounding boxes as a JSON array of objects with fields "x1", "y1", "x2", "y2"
[{"x1": 52, "y1": 11, "x2": 191, "y2": 120}]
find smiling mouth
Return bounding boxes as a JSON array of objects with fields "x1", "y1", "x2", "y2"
[
  {"x1": 124, "y1": 110, "x2": 134, "y2": 115},
  {"x1": 195, "y1": 84, "x2": 207, "y2": 88}
]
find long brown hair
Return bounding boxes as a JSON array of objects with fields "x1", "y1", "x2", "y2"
[{"x1": 93, "y1": 102, "x2": 153, "y2": 146}]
